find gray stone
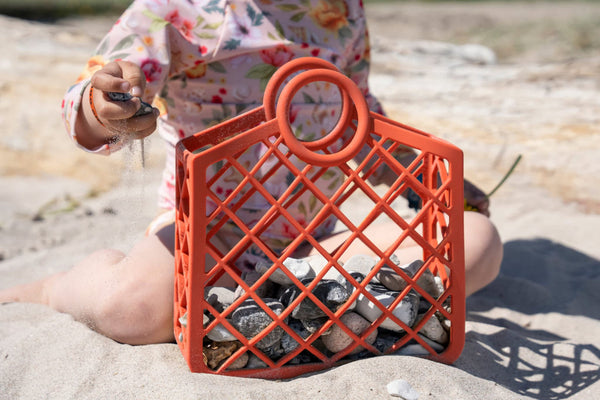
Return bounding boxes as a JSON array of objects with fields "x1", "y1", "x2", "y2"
[
  {"x1": 417, "y1": 314, "x2": 448, "y2": 345},
  {"x1": 376, "y1": 260, "x2": 443, "y2": 299},
  {"x1": 373, "y1": 328, "x2": 402, "y2": 353},
  {"x1": 355, "y1": 283, "x2": 419, "y2": 332},
  {"x1": 245, "y1": 354, "x2": 269, "y2": 369},
  {"x1": 395, "y1": 334, "x2": 445, "y2": 356},
  {"x1": 233, "y1": 270, "x2": 278, "y2": 301},
  {"x1": 206, "y1": 320, "x2": 237, "y2": 342},
  {"x1": 205, "y1": 286, "x2": 236, "y2": 312},
  {"x1": 304, "y1": 254, "x2": 345, "y2": 281},
  {"x1": 335, "y1": 271, "x2": 365, "y2": 311},
  {"x1": 230, "y1": 298, "x2": 285, "y2": 350},
  {"x1": 279, "y1": 278, "x2": 351, "y2": 320},
  {"x1": 256, "y1": 257, "x2": 315, "y2": 286},
  {"x1": 344, "y1": 254, "x2": 379, "y2": 276},
  {"x1": 281, "y1": 319, "x2": 312, "y2": 354},
  {"x1": 107, "y1": 91, "x2": 154, "y2": 116}
]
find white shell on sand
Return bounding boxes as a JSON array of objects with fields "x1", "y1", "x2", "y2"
[{"x1": 387, "y1": 379, "x2": 420, "y2": 399}]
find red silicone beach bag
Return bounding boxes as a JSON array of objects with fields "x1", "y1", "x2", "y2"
[{"x1": 173, "y1": 57, "x2": 465, "y2": 378}]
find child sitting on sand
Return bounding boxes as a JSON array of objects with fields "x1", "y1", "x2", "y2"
[{"x1": 0, "y1": 0, "x2": 502, "y2": 345}]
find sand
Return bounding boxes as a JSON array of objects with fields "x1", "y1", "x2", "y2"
[{"x1": 1, "y1": 2, "x2": 599, "y2": 399}]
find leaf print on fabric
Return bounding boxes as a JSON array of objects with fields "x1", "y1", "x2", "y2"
[
  {"x1": 202, "y1": 105, "x2": 233, "y2": 127},
  {"x1": 228, "y1": 4, "x2": 267, "y2": 47},
  {"x1": 246, "y1": 4, "x2": 264, "y2": 27},
  {"x1": 245, "y1": 64, "x2": 277, "y2": 91},
  {"x1": 111, "y1": 34, "x2": 138, "y2": 54},
  {"x1": 276, "y1": 4, "x2": 300, "y2": 12},
  {"x1": 224, "y1": 39, "x2": 242, "y2": 50},
  {"x1": 290, "y1": 12, "x2": 307, "y2": 22},
  {"x1": 142, "y1": 9, "x2": 170, "y2": 33},
  {"x1": 208, "y1": 61, "x2": 227, "y2": 73},
  {"x1": 203, "y1": 0, "x2": 224, "y2": 14}
]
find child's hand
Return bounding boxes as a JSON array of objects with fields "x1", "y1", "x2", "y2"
[
  {"x1": 464, "y1": 179, "x2": 490, "y2": 217},
  {"x1": 89, "y1": 60, "x2": 159, "y2": 141}
]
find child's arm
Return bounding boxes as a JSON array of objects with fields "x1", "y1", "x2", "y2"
[{"x1": 75, "y1": 60, "x2": 159, "y2": 151}]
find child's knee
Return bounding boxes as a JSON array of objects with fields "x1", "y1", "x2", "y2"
[
  {"x1": 94, "y1": 286, "x2": 173, "y2": 344},
  {"x1": 464, "y1": 211, "x2": 503, "y2": 280}
]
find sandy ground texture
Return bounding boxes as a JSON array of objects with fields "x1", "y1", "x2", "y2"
[{"x1": 1, "y1": 2, "x2": 600, "y2": 399}]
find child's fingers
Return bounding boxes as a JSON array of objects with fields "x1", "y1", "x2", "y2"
[
  {"x1": 94, "y1": 91, "x2": 142, "y2": 120},
  {"x1": 116, "y1": 61, "x2": 146, "y2": 97},
  {"x1": 105, "y1": 109, "x2": 159, "y2": 139},
  {"x1": 91, "y1": 62, "x2": 131, "y2": 93}
]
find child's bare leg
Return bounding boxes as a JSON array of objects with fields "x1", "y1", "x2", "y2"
[
  {"x1": 312, "y1": 211, "x2": 502, "y2": 297},
  {"x1": 0, "y1": 224, "x2": 177, "y2": 345}
]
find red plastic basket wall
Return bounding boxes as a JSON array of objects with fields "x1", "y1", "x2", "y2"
[{"x1": 173, "y1": 58, "x2": 465, "y2": 378}]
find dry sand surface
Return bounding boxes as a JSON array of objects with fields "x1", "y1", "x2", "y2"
[{"x1": 1, "y1": 2, "x2": 599, "y2": 399}]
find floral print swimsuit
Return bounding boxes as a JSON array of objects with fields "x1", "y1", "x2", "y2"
[{"x1": 62, "y1": 0, "x2": 384, "y2": 263}]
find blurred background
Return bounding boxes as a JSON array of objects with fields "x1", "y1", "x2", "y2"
[{"x1": 0, "y1": 0, "x2": 599, "y2": 216}]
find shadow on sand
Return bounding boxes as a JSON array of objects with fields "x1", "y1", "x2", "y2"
[{"x1": 458, "y1": 239, "x2": 600, "y2": 399}]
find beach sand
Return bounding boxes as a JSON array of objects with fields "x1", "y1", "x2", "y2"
[{"x1": 1, "y1": 2, "x2": 599, "y2": 399}]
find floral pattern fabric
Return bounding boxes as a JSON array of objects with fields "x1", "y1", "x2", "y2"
[{"x1": 62, "y1": 0, "x2": 385, "y2": 253}]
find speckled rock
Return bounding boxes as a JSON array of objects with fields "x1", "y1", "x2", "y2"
[
  {"x1": 256, "y1": 257, "x2": 315, "y2": 286},
  {"x1": 322, "y1": 312, "x2": 378, "y2": 354},
  {"x1": 279, "y1": 278, "x2": 351, "y2": 320},
  {"x1": 355, "y1": 282, "x2": 419, "y2": 332},
  {"x1": 280, "y1": 318, "x2": 312, "y2": 354},
  {"x1": 230, "y1": 298, "x2": 285, "y2": 350}
]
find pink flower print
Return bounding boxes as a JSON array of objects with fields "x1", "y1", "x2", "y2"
[
  {"x1": 289, "y1": 105, "x2": 299, "y2": 124},
  {"x1": 199, "y1": 45, "x2": 208, "y2": 55},
  {"x1": 140, "y1": 58, "x2": 162, "y2": 82},
  {"x1": 259, "y1": 45, "x2": 294, "y2": 67},
  {"x1": 165, "y1": 10, "x2": 195, "y2": 40}
]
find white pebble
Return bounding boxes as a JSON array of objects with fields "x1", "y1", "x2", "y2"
[{"x1": 387, "y1": 379, "x2": 419, "y2": 399}]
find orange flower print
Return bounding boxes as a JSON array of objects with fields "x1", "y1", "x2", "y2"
[
  {"x1": 76, "y1": 55, "x2": 105, "y2": 82},
  {"x1": 184, "y1": 60, "x2": 207, "y2": 79},
  {"x1": 152, "y1": 96, "x2": 168, "y2": 116},
  {"x1": 309, "y1": 0, "x2": 348, "y2": 32},
  {"x1": 259, "y1": 45, "x2": 294, "y2": 67}
]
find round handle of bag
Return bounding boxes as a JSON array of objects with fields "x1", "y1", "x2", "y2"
[
  {"x1": 276, "y1": 68, "x2": 370, "y2": 166},
  {"x1": 264, "y1": 57, "x2": 352, "y2": 151}
]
